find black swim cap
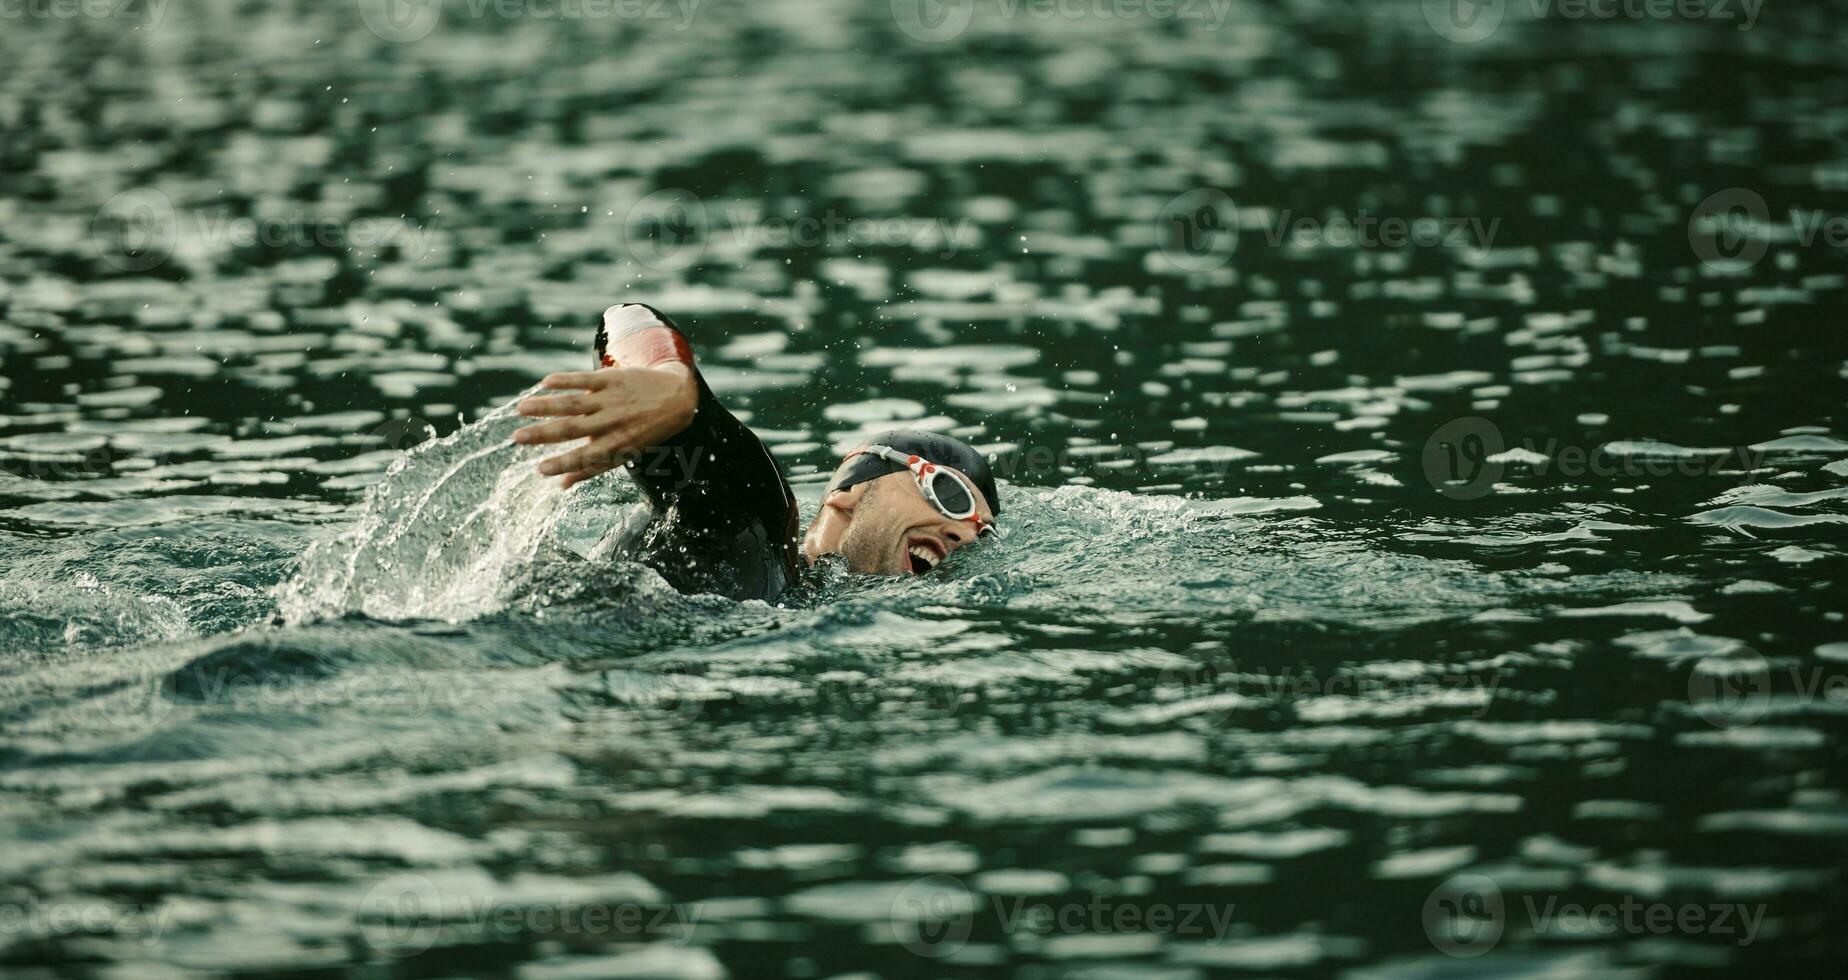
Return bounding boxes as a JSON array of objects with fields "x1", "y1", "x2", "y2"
[{"x1": 827, "y1": 429, "x2": 1001, "y2": 517}]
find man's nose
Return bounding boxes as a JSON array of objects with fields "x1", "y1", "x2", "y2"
[{"x1": 940, "y1": 522, "x2": 973, "y2": 551}]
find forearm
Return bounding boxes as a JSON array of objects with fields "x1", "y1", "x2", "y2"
[
  {"x1": 600, "y1": 306, "x2": 792, "y2": 537},
  {"x1": 631, "y1": 368, "x2": 788, "y2": 519},
  {"x1": 512, "y1": 301, "x2": 801, "y2": 597},
  {"x1": 513, "y1": 303, "x2": 789, "y2": 518}
]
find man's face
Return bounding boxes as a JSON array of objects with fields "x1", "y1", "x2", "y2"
[{"x1": 828, "y1": 469, "x2": 995, "y2": 576}]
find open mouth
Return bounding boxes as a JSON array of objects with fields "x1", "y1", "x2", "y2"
[{"x1": 904, "y1": 536, "x2": 945, "y2": 575}]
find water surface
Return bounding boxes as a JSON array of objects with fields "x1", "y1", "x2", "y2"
[{"x1": 3, "y1": 0, "x2": 1847, "y2": 976}]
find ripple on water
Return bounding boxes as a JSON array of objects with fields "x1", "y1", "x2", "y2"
[
  {"x1": 1690, "y1": 505, "x2": 1848, "y2": 531},
  {"x1": 9, "y1": 495, "x2": 337, "y2": 528},
  {"x1": 4, "y1": 4, "x2": 1848, "y2": 975}
]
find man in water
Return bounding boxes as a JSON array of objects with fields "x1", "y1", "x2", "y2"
[{"x1": 512, "y1": 304, "x2": 1001, "y2": 601}]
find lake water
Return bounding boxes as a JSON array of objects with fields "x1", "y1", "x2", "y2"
[{"x1": 3, "y1": 0, "x2": 1846, "y2": 976}]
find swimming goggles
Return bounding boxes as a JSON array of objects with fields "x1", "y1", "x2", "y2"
[{"x1": 849, "y1": 443, "x2": 1001, "y2": 540}]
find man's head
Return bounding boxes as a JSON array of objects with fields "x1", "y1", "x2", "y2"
[{"x1": 800, "y1": 430, "x2": 1001, "y2": 576}]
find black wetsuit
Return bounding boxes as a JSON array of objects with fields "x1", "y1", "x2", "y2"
[{"x1": 597, "y1": 304, "x2": 802, "y2": 602}]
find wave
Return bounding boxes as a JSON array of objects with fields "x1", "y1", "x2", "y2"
[{"x1": 274, "y1": 394, "x2": 642, "y2": 625}]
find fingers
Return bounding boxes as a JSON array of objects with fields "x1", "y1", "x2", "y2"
[
  {"x1": 540, "y1": 370, "x2": 612, "y2": 391},
  {"x1": 517, "y1": 393, "x2": 597, "y2": 417},
  {"x1": 513, "y1": 415, "x2": 603, "y2": 446},
  {"x1": 559, "y1": 460, "x2": 619, "y2": 490},
  {"x1": 537, "y1": 433, "x2": 636, "y2": 477}
]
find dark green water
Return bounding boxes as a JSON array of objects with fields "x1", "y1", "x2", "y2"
[{"x1": 3, "y1": 0, "x2": 1847, "y2": 976}]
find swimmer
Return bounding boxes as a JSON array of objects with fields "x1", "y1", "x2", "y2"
[{"x1": 513, "y1": 304, "x2": 1000, "y2": 601}]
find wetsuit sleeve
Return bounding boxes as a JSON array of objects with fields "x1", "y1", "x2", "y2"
[{"x1": 595, "y1": 304, "x2": 801, "y2": 600}]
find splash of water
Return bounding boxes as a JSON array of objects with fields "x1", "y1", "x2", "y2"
[{"x1": 275, "y1": 395, "x2": 634, "y2": 624}]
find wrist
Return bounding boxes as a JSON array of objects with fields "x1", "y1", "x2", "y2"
[{"x1": 653, "y1": 362, "x2": 698, "y2": 432}]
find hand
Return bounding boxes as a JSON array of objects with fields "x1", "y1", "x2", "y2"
[{"x1": 512, "y1": 363, "x2": 698, "y2": 489}]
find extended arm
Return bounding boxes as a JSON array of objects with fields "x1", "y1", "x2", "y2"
[{"x1": 512, "y1": 304, "x2": 800, "y2": 598}]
